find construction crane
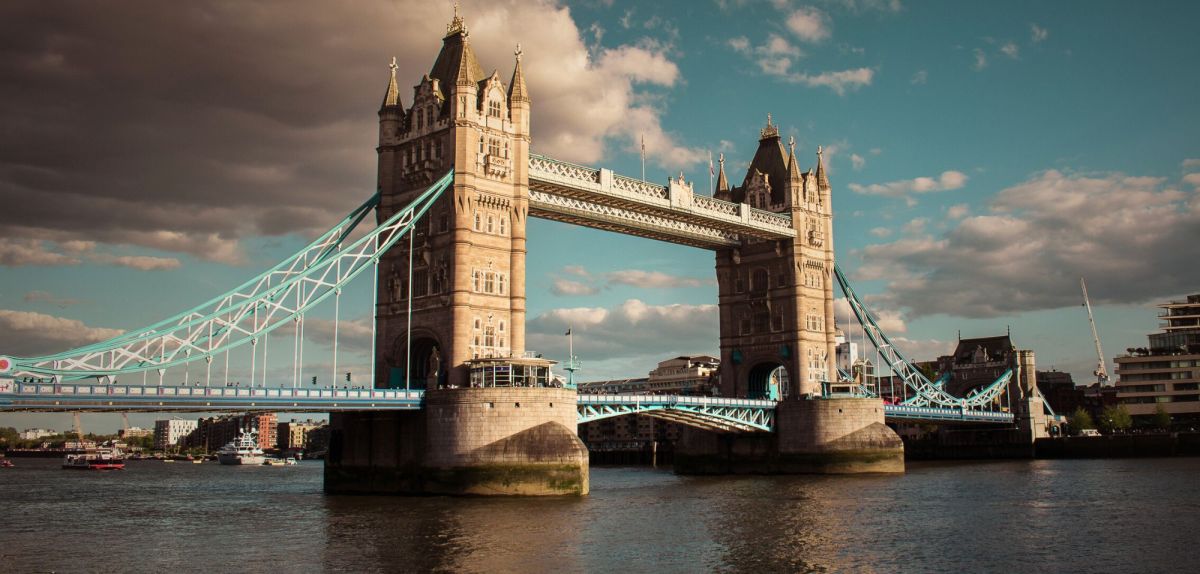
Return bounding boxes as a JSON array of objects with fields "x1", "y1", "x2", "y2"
[{"x1": 1081, "y1": 277, "x2": 1110, "y2": 386}]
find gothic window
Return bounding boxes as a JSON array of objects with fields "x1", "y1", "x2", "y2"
[
  {"x1": 487, "y1": 215, "x2": 495, "y2": 234},
  {"x1": 478, "y1": 136, "x2": 485, "y2": 155},
  {"x1": 472, "y1": 270, "x2": 482, "y2": 292},
  {"x1": 427, "y1": 140, "x2": 435, "y2": 160},
  {"x1": 754, "y1": 311, "x2": 770, "y2": 334},
  {"x1": 488, "y1": 99, "x2": 501, "y2": 118},
  {"x1": 488, "y1": 138, "x2": 501, "y2": 158},
  {"x1": 504, "y1": 141, "x2": 509, "y2": 159},
  {"x1": 772, "y1": 311, "x2": 784, "y2": 332},
  {"x1": 498, "y1": 274, "x2": 506, "y2": 295},
  {"x1": 474, "y1": 212, "x2": 482, "y2": 231},
  {"x1": 739, "y1": 316, "x2": 751, "y2": 335},
  {"x1": 483, "y1": 324, "x2": 496, "y2": 348},
  {"x1": 425, "y1": 108, "x2": 434, "y2": 127},
  {"x1": 498, "y1": 217, "x2": 507, "y2": 236},
  {"x1": 416, "y1": 110, "x2": 423, "y2": 130},
  {"x1": 735, "y1": 274, "x2": 745, "y2": 294},
  {"x1": 751, "y1": 268, "x2": 768, "y2": 293},
  {"x1": 412, "y1": 269, "x2": 428, "y2": 298},
  {"x1": 484, "y1": 272, "x2": 495, "y2": 293},
  {"x1": 776, "y1": 267, "x2": 786, "y2": 288}
]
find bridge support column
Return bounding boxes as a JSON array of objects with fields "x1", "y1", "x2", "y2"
[
  {"x1": 325, "y1": 387, "x2": 588, "y2": 496},
  {"x1": 675, "y1": 397, "x2": 904, "y2": 474}
]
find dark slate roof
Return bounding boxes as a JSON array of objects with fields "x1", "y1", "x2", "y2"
[
  {"x1": 741, "y1": 134, "x2": 790, "y2": 205},
  {"x1": 952, "y1": 335, "x2": 1014, "y2": 364},
  {"x1": 429, "y1": 30, "x2": 485, "y2": 90}
]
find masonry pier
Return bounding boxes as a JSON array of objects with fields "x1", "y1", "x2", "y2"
[
  {"x1": 325, "y1": 387, "x2": 588, "y2": 496},
  {"x1": 675, "y1": 397, "x2": 904, "y2": 474}
]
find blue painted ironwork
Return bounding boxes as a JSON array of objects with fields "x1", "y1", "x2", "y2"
[
  {"x1": 833, "y1": 264, "x2": 1011, "y2": 410},
  {"x1": 1, "y1": 170, "x2": 455, "y2": 382},
  {"x1": 577, "y1": 394, "x2": 775, "y2": 432}
]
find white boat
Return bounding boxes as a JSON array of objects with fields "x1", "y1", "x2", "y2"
[
  {"x1": 216, "y1": 430, "x2": 266, "y2": 465},
  {"x1": 63, "y1": 447, "x2": 126, "y2": 470}
]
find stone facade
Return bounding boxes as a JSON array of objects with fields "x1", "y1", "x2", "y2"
[
  {"x1": 373, "y1": 12, "x2": 530, "y2": 390},
  {"x1": 713, "y1": 120, "x2": 837, "y2": 399}
]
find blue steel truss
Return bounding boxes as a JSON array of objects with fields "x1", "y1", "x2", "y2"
[
  {"x1": 0, "y1": 170, "x2": 455, "y2": 381},
  {"x1": 577, "y1": 394, "x2": 775, "y2": 432},
  {"x1": 833, "y1": 264, "x2": 1012, "y2": 410}
]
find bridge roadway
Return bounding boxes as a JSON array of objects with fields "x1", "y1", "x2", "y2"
[{"x1": 0, "y1": 381, "x2": 1015, "y2": 427}]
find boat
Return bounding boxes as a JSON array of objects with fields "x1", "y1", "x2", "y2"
[
  {"x1": 284, "y1": 457, "x2": 298, "y2": 465},
  {"x1": 62, "y1": 447, "x2": 126, "y2": 470},
  {"x1": 262, "y1": 458, "x2": 285, "y2": 466},
  {"x1": 216, "y1": 430, "x2": 266, "y2": 465},
  {"x1": 1, "y1": 459, "x2": 14, "y2": 468}
]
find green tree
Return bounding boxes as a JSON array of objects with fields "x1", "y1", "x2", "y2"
[
  {"x1": 1099, "y1": 404, "x2": 1133, "y2": 434},
  {"x1": 1069, "y1": 407, "x2": 1095, "y2": 433},
  {"x1": 1152, "y1": 405, "x2": 1172, "y2": 431},
  {"x1": 0, "y1": 426, "x2": 19, "y2": 445}
]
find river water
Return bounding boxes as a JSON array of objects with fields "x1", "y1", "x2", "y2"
[{"x1": 2, "y1": 457, "x2": 1196, "y2": 573}]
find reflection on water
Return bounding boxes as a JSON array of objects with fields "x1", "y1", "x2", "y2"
[{"x1": 2, "y1": 458, "x2": 1198, "y2": 573}]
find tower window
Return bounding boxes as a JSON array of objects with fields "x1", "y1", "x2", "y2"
[
  {"x1": 498, "y1": 217, "x2": 507, "y2": 236},
  {"x1": 426, "y1": 108, "x2": 434, "y2": 126},
  {"x1": 488, "y1": 138, "x2": 501, "y2": 158},
  {"x1": 488, "y1": 99, "x2": 501, "y2": 118},
  {"x1": 487, "y1": 215, "x2": 495, "y2": 234},
  {"x1": 474, "y1": 212, "x2": 482, "y2": 231}
]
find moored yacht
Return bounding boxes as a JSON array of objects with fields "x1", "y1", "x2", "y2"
[
  {"x1": 216, "y1": 430, "x2": 266, "y2": 465},
  {"x1": 63, "y1": 447, "x2": 126, "y2": 470}
]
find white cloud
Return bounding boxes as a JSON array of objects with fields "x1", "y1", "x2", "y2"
[
  {"x1": 901, "y1": 218, "x2": 927, "y2": 235},
  {"x1": 870, "y1": 227, "x2": 891, "y2": 238},
  {"x1": 0, "y1": 239, "x2": 82, "y2": 267},
  {"x1": 1000, "y1": 41, "x2": 1020, "y2": 59},
  {"x1": 856, "y1": 169, "x2": 1200, "y2": 318},
  {"x1": 527, "y1": 299, "x2": 718, "y2": 362},
  {"x1": 789, "y1": 67, "x2": 874, "y2": 95},
  {"x1": 1030, "y1": 23, "x2": 1049, "y2": 43},
  {"x1": 1181, "y1": 158, "x2": 1200, "y2": 170},
  {"x1": 0, "y1": 309, "x2": 123, "y2": 357},
  {"x1": 605, "y1": 269, "x2": 711, "y2": 289},
  {"x1": 973, "y1": 48, "x2": 988, "y2": 70},
  {"x1": 785, "y1": 7, "x2": 831, "y2": 43},
  {"x1": 303, "y1": 317, "x2": 373, "y2": 355},
  {"x1": 847, "y1": 170, "x2": 968, "y2": 204},
  {"x1": 91, "y1": 254, "x2": 181, "y2": 271},
  {"x1": 551, "y1": 278, "x2": 599, "y2": 296},
  {"x1": 726, "y1": 32, "x2": 872, "y2": 95},
  {"x1": 910, "y1": 69, "x2": 927, "y2": 85},
  {"x1": 850, "y1": 153, "x2": 866, "y2": 170},
  {"x1": 728, "y1": 36, "x2": 751, "y2": 54},
  {"x1": 1183, "y1": 173, "x2": 1200, "y2": 189},
  {"x1": 23, "y1": 290, "x2": 81, "y2": 308},
  {"x1": 946, "y1": 203, "x2": 970, "y2": 219},
  {"x1": 562, "y1": 265, "x2": 590, "y2": 277},
  {"x1": 831, "y1": 0, "x2": 904, "y2": 13}
]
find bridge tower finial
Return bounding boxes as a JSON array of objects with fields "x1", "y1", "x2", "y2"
[{"x1": 447, "y1": 0, "x2": 467, "y2": 36}]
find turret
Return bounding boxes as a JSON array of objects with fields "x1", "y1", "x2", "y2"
[
  {"x1": 379, "y1": 57, "x2": 404, "y2": 146},
  {"x1": 714, "y1": 153, "x2": 731, "y2": 201},
  {"x1": 507, "y1": 44, "x2": 530, "y2": 133},
  {"x1": 785, "y1": 136, "x2": 803, "y2": 208}
]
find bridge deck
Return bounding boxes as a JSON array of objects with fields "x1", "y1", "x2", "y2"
[{"x1": 0, "y1": 381, "x2": 1014, "y2": 426}]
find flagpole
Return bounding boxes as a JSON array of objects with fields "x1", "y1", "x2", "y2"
[
  {"x1": 640, "y1": 135, "x2": 646, "y2": 182},
  {"x1": 708, "y1": 150, "x2": 713, "y2": 196}
]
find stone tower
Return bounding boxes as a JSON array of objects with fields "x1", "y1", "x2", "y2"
[
  {"x1": 713, "y1": 116, "x2": 837, "y2": 399},
  {"x1": 374, "y1": 11, "x2": 531, "y2": 390}
]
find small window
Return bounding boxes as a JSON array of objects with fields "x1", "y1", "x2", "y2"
[
  {"x1": 498, "y1": 217, "x2": 507, "y2": 236},
  {"x1": 488, "y1": 99, "x2": 501, "y2": 118},
  {"x1": 498, "y1": 274, "x2": 506, "y2": 295},
  {"x1": 484, "y1": 272, "x2": 496, "y2": 294},
  {"x1": 487, "y1": 215, "x2": 495, "y2": 234},
  {"x1": 426, "y1": 108, "x2": 434, "y2": 126},
  {"x1": 474, "y1": 212, "x2": 482, "y2": 231}
]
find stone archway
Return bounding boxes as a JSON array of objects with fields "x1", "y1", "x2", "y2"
[
  {"x1": 747, "y1": 362, "x2": 789, "y2": 400},
  {"x1": 388, "y1": 332, "x2": 444, "y2": 389}
]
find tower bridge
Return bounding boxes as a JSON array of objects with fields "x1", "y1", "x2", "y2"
[{"x1": 0, "y1": 10, "x2": 1048, "y2": 495}]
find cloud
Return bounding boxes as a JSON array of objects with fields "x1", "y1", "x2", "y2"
[
  {"x1": 0, "y1": 1, "x2": 706, "y2": 266},
  {"x1": 562, "y1": 265, "x2": 591, "y2": 277},
  {"x1": 0, "y1": 239, "x2": 82, "y2": 267},
  {"x1": 526, "y1": 299, "x2": 718, "y2": 362},
  {"x1": 0, "y1": 309, "x2": 123, "y2": 357},
  {"x1": 869, "y1": 227, "x2": 891, "y2": 238},
  {"x1": 910, "y1": 69, "x2": 927, "y2": 85},
  {"x1": 946, "y1": 203, "x2": 970, "y2": 219},
  {"x1": 551, "y1": 278, "x2": 599, "y2": 296},
  {"x1": 1030, "y1": 23, "x2": 1048, "y2": 43},
  {"x1": 972, "y1": 48, "x2": 988, "y2": 70},
  {"x1": 91, "y1": 254, "x2": 181, "y2": 271},
  {"x1": 830, "y1": 0, "x2": 904, "y2": 13},
  {"x1": 847, "y1": 170, "x2": 968, "y2": 204},
  {"x1": 850, "y1": 153, "x2": 865, "y2": 170},
  {"x1": 303, "y1": 316, "x2": 373, "y2": 355},
  {"x1": 1000, "y1": 42, "x2": 1020, "y2": 59},
  {"x1": 605, "y1": 269, "x2": 712, "y2": 289},
  {"x1": 1183, "y1": 173, "x2": 1200, "y2": 189},
  {"x1": 23, "y1": 290, "x2": 81, "y2": 308},
  {"x1": 787, "y1": 68, "x2": 874, "y2": 95},
  {"x1": 726, "y1": 32, "x2": 872, "y2": 94},
  {"x1": 1181, "y1": 158, "x2": 1200, "y2": 170},
  {"x1": 855, "y1": 169, "x2": 1200, "y2": 318},
  {"x1": 785, "y1": 7, "x2": 831, "y2": 43}
]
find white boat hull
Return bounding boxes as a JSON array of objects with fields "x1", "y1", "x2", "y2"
[{"x1": 217, "y1": 453, "x2": 266, "y2": 466}]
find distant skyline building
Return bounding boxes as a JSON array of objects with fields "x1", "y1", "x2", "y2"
[
  {"x1": 578, "y1": 355, "x2": 719, "y2": 396},
  {"x1": 19, "y1": 428, "x2": 55, "y2": 440},
  {"x1": 1115, "y1": 293, "x2": 1200, "y2": 424},
  {"x1": 153, "y1": 419, "x2": 197, "y2": 450}
]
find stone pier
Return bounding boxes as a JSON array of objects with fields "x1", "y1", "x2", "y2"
[
  {"x1": 675, "y1": 397, "x2": 904, "y2": 474},
  {"x1": 325, "y1": 387, "x2": 589, "y2": 496}
]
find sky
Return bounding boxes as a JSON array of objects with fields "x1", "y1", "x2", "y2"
[{"x1": 1, "y1": 0, "x2": 1198, "y2": 432}]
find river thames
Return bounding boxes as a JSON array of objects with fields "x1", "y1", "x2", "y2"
[{"x1": 2, "y1": 458, "x2": 1197, "y2": 573}]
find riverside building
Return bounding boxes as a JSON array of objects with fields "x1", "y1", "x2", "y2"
[
  {"x1": 153, "y1": 419, "x2": 198, "y2": 450},
  {"x1": 1115, "y1": 293, "x2": 1200, "y2": 425}
]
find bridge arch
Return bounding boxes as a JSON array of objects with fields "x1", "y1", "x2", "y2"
[
  {"x1": 747, "y1": 362, "x2": 788, "y2": 400},
  {"x1": 388, "y1": 330, "x2": 444, "y2": 390}
]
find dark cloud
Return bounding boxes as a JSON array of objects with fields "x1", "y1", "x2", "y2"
[
  {"x1": 855, "y1": 169, "x2": 1200, "y2": 318},
  {"x1": 0, "y1": 1, "x2": 696, "y2": 264}
]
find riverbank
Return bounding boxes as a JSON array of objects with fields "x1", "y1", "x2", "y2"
[{"x1": 903, "y1": 431, "x2": 1200, "y2": 460}]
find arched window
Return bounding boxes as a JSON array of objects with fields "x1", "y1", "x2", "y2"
[
  {"x1": 486, "y1": 215, "x2": 495, "y2": 234},
  {"x1": 498, "y1": 217, "x2": 507, "y2": 236},
  {"x1": 426, "y1": 108, "x2": 434, "y2": 126}
]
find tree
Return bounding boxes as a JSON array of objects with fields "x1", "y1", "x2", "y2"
[
  {"x1": 1152, "y1": 405, "x2": 1172, "y2": 431},
  {"x1": 1069, "y1": 407, "x2": 1095, "y2": 434},
  {"x1": 1099, "y1": 404, "x2": 1133, "y2": 434}
]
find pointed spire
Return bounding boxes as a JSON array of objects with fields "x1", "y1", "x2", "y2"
[
  {"x1": 715, "y1": 153, "x2": 730, "y2": 193},
  {"x1": 381, "y1": 56, "x2": 402, "y2": 109},
  {"x1": 760, "y1": 112, "x2": 779, "y2": 140},
  {"x1": 815, "y1": 145, "x2": 830, "y2": 190},
  {"x1": 508, "y1": 43, "x2": 529, "y2": 104},
  {"x1": 447, "y1": 0, "x2": 467, "y2": 37},
  {"x1": 787, "y1": 136, "x2": 802, "y2": 182}
]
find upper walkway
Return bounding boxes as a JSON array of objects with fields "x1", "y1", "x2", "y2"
[
  {"x1": 528, "y1": 154, "x2": 796, "y2": 249},
  {"x1": 0, "y1": 380, "x2": 1015, "y2": 427}
]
